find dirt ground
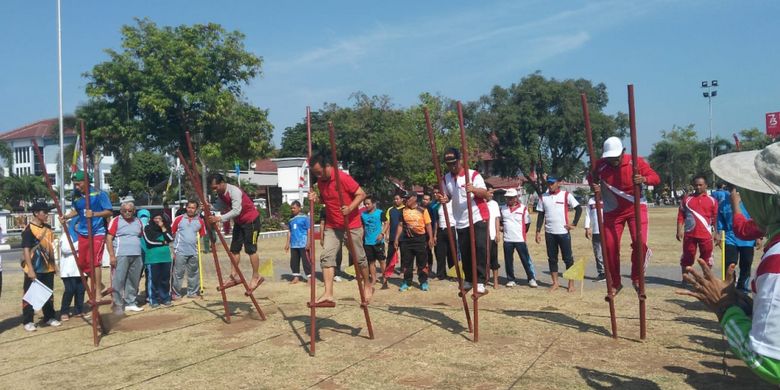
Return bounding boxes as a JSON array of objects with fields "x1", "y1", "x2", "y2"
[{"x1": 0, "y1": 207, "x2": 772, "y2": 389}]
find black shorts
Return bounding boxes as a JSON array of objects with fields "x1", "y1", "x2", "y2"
[
  {"x1": 230, "y1": 216, "x2": 261, "y2": 255},
  {"x1": 363, "y1": 243, "x2": 386, "y2": 262}
]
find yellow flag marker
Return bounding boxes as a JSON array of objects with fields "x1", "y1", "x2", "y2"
[
  {"x1": 344, "y1": 264, "x2": 356, "y2": 277},
  {"x1": 258, "y1": 260, "x2": 274, "y2": 278},
  {"x1": 563, "y1": 259, "x2": 587, "y2": 297},
  {"x1": 447, "y1": 262, "x2": 463, "y2": 278}
]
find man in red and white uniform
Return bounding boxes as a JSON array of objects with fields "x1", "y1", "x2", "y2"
[
  {"x1": 207, "y1": 173, "x2": 265, "y2": 292},
  {"x1": 589, "y1": 137, "x2": 660, "y2": 293},
  {"x1": 677, "y1": 175, "x2": 718, "y2": 274},
  {"x1": 436, "y1": 147, "x2": 490, "y2": 295},
  {"x1": 500, "y1": 188, "x2": 537, "y2": 288}
]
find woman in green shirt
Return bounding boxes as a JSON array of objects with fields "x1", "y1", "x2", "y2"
[{"x1": 143, "y1": 212, "x2": 174, "y2": 307}]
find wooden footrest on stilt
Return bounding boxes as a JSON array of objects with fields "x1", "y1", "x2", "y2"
[{"x1": 307, "y1": 301, "x2": 336, "y2": 308}]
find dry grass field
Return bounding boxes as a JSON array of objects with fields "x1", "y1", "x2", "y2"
[{"x1": 0, "y1": 207, "x2": 772, "y2": 389}]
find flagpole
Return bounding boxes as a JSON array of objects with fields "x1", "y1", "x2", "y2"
[{"x1": 57, "y1": 0, "x2": 66, "y2": 214}]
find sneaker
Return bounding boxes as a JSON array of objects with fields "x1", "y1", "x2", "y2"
[
  {"x1": 334, "y1": 276, "x2": 343, "y2": 283},
  {"x1": 162, "y1": 301, "x2": 173, "y2": 307},
  {"x1": 45, "y1": 318, "x2": 62, "y2": 327},
  {"x1": 593, "y1": 273, "x2": 607, "y2": 283},
  {"x1": 420, "y1": 282, "x2": 429, "y2": 292},
  {"x1": 476, "y1": 283, "x2": 487, "y2": 294},
  {"x1": 399, "y1": 282, "x2": 410, "y2": 292},
  {"x1": 463, "y1": 281, "x2": 473, "y2": 291},
  {"x1": 150, "y1": 303, "x2": 160, "y2": 309},
  {"x1": 126, "y1": 305, "x2": 144, "y2": 312},
  {"x1": 505, "y1": 280, "x2": 517, "y2": 288},
  {"x1": 24, "y1": 322, "x2": 37, "y2": 332},
  {"x1": 528, "y1": 279, "x2": 538, "y2": 288}
]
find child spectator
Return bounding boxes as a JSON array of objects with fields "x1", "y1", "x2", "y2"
[
  {"x1": 285, "y1": 200, "x2": 311, "y2": 284},
  {"x1": 58, "y1": 220, "x2": 84, "y2": 320}
]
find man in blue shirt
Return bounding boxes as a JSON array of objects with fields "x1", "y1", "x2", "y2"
[
  {"x1": 62, "y1": 171, "x2": 113, "y2": 296},
  {"x1": 361, "y1": 196, "x2": 387, "y2": 288},
  {"x1": 717, "y1": 183, "x2": 762, "y2": 293},
  {"x1": 285, "y1": 201, "x2": 311, "y2": 284}
]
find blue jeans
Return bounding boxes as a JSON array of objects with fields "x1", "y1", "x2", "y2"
[
  {"x1": 545, "y1": 232, "x2": 573, "y2": 273},
  {"x1": 503, "y1": 241, "x2": 536, "y2": 281}
]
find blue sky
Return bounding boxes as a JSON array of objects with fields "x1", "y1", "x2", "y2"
[{"x1": 1, "y1": 0, "x2": 778, "y2": 155}]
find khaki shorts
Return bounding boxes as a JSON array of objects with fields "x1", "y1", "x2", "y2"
[{"x1": 320, "y1": 227, "x2": 367, "y2": 268}]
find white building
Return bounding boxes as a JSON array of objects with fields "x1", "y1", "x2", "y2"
[
  {"x1": 0, "y1": 119, "x2": 114, "y2": 191},
  {"x1": 272, "y1": 157, "x2": 309, "y2": 204}
]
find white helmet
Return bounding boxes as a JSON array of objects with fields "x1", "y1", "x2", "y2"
[{"x1": 602, "y1": 137, "x2": 624, "y2": 158}]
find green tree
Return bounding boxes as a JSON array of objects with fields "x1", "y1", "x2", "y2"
[
  {"x1": 109, "y1": 151, "x2": 170, "y2": 205},
  {"x1": 474, "y1": 72, "x2": 628, "y2": 181},
  {"x1": 77, "y1": 18, "x2": 272, "y2": 169},
  {"x1": 0, "y1": 175, "x2": 48, "y2": 210},
  {"x1": 737, "y1": 127, "x2": 773, "y2": 151},
  {"x1": 648, "y1": 124, "x2": 725, "y2": 194}
]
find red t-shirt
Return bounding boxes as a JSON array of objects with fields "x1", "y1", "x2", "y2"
[{"x1": 318, "y1": 170, "x2": 362, "y2": 229}]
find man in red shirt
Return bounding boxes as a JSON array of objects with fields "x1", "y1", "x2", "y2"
[
  {"x1": 589, "y1": 137, "x2": 660, "y2": 293},
  {"x1": 308, "y1": 154, "x2": 371, "y2": 305},
  {"x1": 207, "y1": 173, "x2": 264, "y2": 292},
  {"x1": 677, "y1": 175, "x2": 718, "y2": 275}
]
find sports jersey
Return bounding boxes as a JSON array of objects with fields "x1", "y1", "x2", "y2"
[
  {"x1": 361, "y1": 208, "x2": 386, "y2": 245},
  {"x1": 107, "y1": 216, "x2": 144, "y2": 256},
  {"x1": 588, "y1": 154, "x2": 660, "y2": 214},
  {"x1": 288, "y1": 214, "x2": 310, "y2": 249},
  {"x1": 535, "y1": 190, "x2": 579, "y2": 235},
  {"x1": 72, "y1": 187, "x2": 112, "y2": 236},
  {"x1": 678, "y1": 193, "x2": 718, "y2": 239},
  {"x1": 441, "y1": 169, "x2": 489, "y2": 229},
  {"x1": 437, "y1": 201, "x2": 455, "y2": 229},
  {"x1": 400, "y1": 207, "x2": 431, "y2": 238},
  {"x1": 500, "y1": 203, "x2": 530, "y2": 242}
]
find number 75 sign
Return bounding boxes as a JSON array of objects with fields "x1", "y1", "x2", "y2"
[{"x1": 767, "y1": 112, "x2": 780, "y2": 138}]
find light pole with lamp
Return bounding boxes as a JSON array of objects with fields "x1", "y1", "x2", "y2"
[{"x1": 701, "y1": 80, "x2": 718, "y2": 183}]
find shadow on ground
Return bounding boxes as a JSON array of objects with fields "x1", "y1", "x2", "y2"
[
  {"x1": 502, "y1": 309, "x2": 610, "y2": 336},
  {"x1": 577, "y1": 366, "x2": 661, "y2": 389}
]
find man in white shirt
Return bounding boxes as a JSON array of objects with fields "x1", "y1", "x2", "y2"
[
  {"x1": 583, "y1": 197, "x2": 606, "y2": 282},
  {"x1": 500, "y1": 188, "x2": 538, "y2": 288},
  {"x1": 535, "y1": 176, "x2": 582, "y2": 292},
  {"x1": 486, "y1": 185, "x2": 501, "y2": 287},
  {"x1": 436, "y1": 148, "x2": 490, "y2": 295}
]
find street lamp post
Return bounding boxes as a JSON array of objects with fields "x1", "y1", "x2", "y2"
[
  {"x1": 701, "y1": 80, "x2": 718, "y2": 160},
  {"x1": 701, "y1": 80, "x2": 718, "y2": 184}
]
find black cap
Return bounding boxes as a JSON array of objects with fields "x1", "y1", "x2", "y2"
[
  {"x1": 443, "y1": 147, "x2": 460, "y2": 163},
  {"x1": 30, "y1": 202, "x2": 52, "y2": 213},
  {"x1": 401, "y1": 191, "x2": 415, "y2": 199}
]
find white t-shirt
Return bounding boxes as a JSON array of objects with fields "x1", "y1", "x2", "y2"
[
  {"x1": 487, "y1": 200, "x2": 500, "y2": 240},
  {"x1": 437, "y1": 201, "x2": 456, "y2": 229},
  {"x1": 501, "y1": 203, "x2": 531, "y2": 242},
  {"x1": 58, "y1": 238, "x2": 81, "y2": 278},
  {"x1": 442, "y1": 169, "x2": 489, "y2": 229},
  {"x1": 535, "y1": 190, "x2": 580, "y2": 234},
  {"x1": 583, "y1": 197, "x2": 603, "y2": 235}
]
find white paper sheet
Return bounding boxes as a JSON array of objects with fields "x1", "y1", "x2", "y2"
[{"x1": 23, "y1": 279, "x2": 53, "y2": 311}]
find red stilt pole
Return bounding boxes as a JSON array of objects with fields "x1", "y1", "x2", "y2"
[
  {"x1": 175, "y1": 150, "x2": 232, "y2": 323},
  {"x1": 423, "y1": 108, "x2": 473, "y2": 333},
  {"x1": 456, "y1": 101, "x2": 482, "y2": 342},
  {"x1": 79, "y1": 121, "x2": 104, "y2": 346},
  {"x1": 306, "y1": 106, "x2": 318, "y2": 356},
  {"x1": 32, "y1": 139, "x2": 105, "y2": 346},
  {"x1": 327, "y1": 121, "x2": 374, "y2": 339},
  {"x1": 627, "y1": 85, "x2": 648, "y2": 340},
  {"x1": 183, "y1": 132, "x2": 267, "y2": 320},
  {"x1": 580, "y1": 93, "x2": 619, "y2": 339}
]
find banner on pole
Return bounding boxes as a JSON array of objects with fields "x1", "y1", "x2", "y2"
[{"x1": 767, "y1": 112, "x2": 780, "y2": 138}]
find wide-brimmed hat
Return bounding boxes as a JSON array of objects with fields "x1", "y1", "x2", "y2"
[{"x1": 710, "y1": 142, "x2": 780, "y2": 194}]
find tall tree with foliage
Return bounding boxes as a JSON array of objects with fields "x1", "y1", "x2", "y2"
[
  {"x1": 77, "y1": 18, "x2": 273, "y2": 170},
  {"x1": 473, "y1": 72, "x2": 628, "y2": 180},
  {"x1": 109, "y1": 151, "x2": 170, "y2": 205},
  {"x1": 0, "y1": 175, "x2": 49, "y2": 210}
]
